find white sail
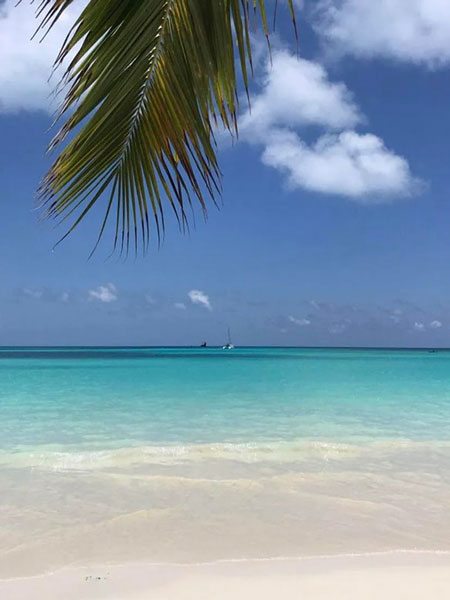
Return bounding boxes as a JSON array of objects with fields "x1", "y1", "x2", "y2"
[{"x1": 222, "y1": 327, "x2": 235, "y2": 349}]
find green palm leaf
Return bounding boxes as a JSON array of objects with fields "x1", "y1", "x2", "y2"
[{"x1": 36, "y1": 0, "x2": 297, "y2": 256}]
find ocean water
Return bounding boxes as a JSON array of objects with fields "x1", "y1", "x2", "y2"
[{"x1": 1, "y1": 347, "x2": 450, "y2": 576}]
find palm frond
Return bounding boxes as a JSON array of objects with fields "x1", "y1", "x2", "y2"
[{"x1": 36, "y1": 0, "x2": 297, "y2": 256}]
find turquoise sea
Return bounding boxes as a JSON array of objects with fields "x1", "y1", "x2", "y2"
[
  {"x1": 1, "y1": 347, "x2": 450, "y2": 576},
  {"x1": 3, "y1": 346, "x2": 450, "y2": 451}
]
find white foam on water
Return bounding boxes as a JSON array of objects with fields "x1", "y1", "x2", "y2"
[{"x1": 2, "y1": 438, "x2": 450, "y2": 472}]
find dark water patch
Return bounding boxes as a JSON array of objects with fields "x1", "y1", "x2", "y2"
[{"x1": 0, "y1": 347, "x2": 450, "y2": 362}]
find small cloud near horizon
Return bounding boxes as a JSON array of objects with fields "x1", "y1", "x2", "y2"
[
  {"x1": 22, "y1": 288, "x2": 43, "y2": 300},
  {"x1": 88, "y1": 283, "x2": 118, "y2": 303},
  {"x1": 289, "y1": 315, "x2": 311, "y2": 326},
  {"x1": 329, "y1": 322, "x2": 348, "y2": 334},
  {"x1": 430, "y1": 320, "x2": 443, "y2": 329},
  {"x1": 188, "y1": 290, "x2": 212, "y2": 311}
]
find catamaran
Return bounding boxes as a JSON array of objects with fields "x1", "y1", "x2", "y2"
[{"x1": 222, "y1": 327, "x2": 235, "y2": 350}]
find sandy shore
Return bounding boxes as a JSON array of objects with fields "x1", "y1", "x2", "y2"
[{"x1": 2, "y1": 552, "x2": 450, "y2": 600}]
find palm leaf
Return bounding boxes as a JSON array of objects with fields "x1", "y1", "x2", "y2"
[{"x1": 36, "y1": 0, "x2": 297, "y2": 256}]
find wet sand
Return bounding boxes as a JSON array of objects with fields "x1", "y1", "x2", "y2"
[{"x1": 2, "y1": 552, "x2": 450, "y2": 600}]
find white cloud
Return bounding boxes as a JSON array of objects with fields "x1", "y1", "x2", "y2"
[
  {"x1": 314, "y1": 0, "x2": 450, "y2": 68},
  {"x1": 261, "y1": 130, "x2": 419, "y2": 200},
  {"x1": 188, "y1": 290, "x2": 212, "y2": 311},
  {"x1": 22, "y1": 288, "x2": 43, "y2": 299},
  {"x1": 88, "y1": 283, "x2": 117, "y2": 303},
  {"x1": 60, "y1": 292, "x2": 70, "y2": 302},
  {"x1": 414, "y1": 321, "x2": 425, "y2": 331},
  {"x1": 0, "y1": 0, "x2": 83, "y2": 113},
  {"x1": 145, "y1": 295, "x2": 157, "y2": 305},
  {"x1": 241, "y1": 53, "x2": 361, "y2": 135},
  {"x1": 289, "y1": 315, "x2": 311, "y2": 326},
  {"x1": 430, "y1": 320, "x2": 443, "y2": 329},
  {"x1": 240, "y1": 50, "x2": 420, "y2": 201},
  {"x1": 174, "y1": 302, "x2": 187, "y2": 310}
]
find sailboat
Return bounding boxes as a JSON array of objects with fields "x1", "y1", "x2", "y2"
[{"x1": 222, "y1": 327, "x2": 235, "y2": 350}]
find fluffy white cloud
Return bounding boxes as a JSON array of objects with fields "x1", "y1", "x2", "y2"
[
  {"x1": 240, "y1": 50, "x2": 420, "y2": 201},
  {"x1": 289, "y1": 315, "x2": 311, "y2": 326},
  {"x1": 241, "y1": 53, "x2": 361, "y2": 135},
  {"x1": 88, "y1": 283, "x2": 117, "y2": 303},
  {"x1": 188, "y1": 290, "x2": 212, "y2": 311},
  {"x1": 174, "y1": 302, "x2": 187, "y2": 310},
  {"x1": 314, "y1": 0, "x2": 450, "y2": 67},
  {"x1": 262, "y1": 130, "x2": 419, "y2": 200},
  {"x1": 0, "y1": 0, "x2": 81, "y2": 113},
  {"x1": 430, "y1": 320, "x2": 443, "y2": 329},
  {"x1": 414, "y1": 321, "x2": 425, "y2": 331}
]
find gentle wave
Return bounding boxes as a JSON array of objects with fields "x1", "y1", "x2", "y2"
[{"x1": 2, "y1": 439, "x2": 450, "y2": 471}]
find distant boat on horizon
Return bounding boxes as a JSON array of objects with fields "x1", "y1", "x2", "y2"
[
  {"x1": 200, "y1": 341, "x2": 207, "y2": 348},
  {"x1": 222, "y1": 327, "x2": 235, "y2": 350}
]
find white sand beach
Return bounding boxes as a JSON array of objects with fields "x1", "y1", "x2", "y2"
[{"x1": 2, "y1": 552, "x2": 450, "y2": 600}]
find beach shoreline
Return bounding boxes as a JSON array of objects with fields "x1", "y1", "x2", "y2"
[
  {"x1": 2, "y1": 551, "x2": 450, "y2": 600},
  {"x1": 2, "y1": 348, "x2": 450, "y2": 595}
]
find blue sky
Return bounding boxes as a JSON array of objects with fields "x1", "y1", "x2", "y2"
[{"x1": 1, "y1": 0, "x2": 450, "y2": 346}]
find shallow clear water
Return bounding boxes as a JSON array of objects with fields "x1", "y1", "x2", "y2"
[
  {"x1": 1, "y1": 347, "x2": 450, "y2": 575},
  {"x1": 2, "y1": 346, "x2": 450, "y2": 452}
]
